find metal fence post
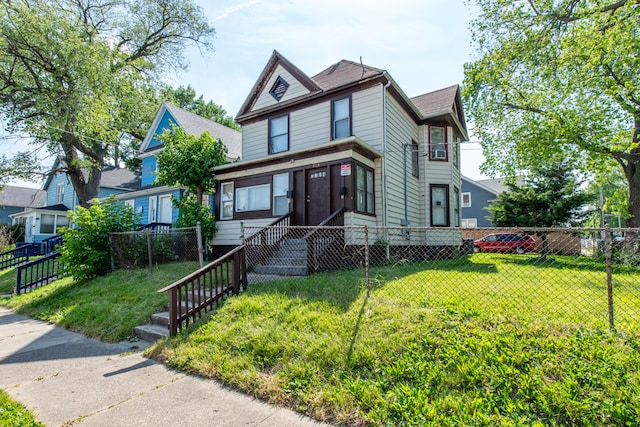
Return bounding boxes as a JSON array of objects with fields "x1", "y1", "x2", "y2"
[
  {"x1": 364, "y1": 225, "x2": 370, "y2": 291},
  {"x1": 605, "y1": 227, "x2": 614, "y2": 331},
  {"x1": 147, "y1": 230, "x2": 153, "y2": 275},
  {"x1": 196, "y1": 221, "x2": 204, "y2": 268}
]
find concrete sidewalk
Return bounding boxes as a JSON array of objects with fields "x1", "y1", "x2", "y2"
[{"x1": 0, "y1": 307, "x2": 331, "y2": 427}]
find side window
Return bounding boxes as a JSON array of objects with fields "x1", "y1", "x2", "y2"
[
  {"x1": 269, "y1": 115, "x2": 289, "y2": 154},
  {"x1": 429, "y1": 126, "x2": 447, "y2": 161},
  {"x1": 411, "y1": 141, "x2": 419, "y2": 178},
  {"x1": 220, "y1": 182, "x2": 234, "y2": 220},
  {"x1": 453, "y1": 187, "x2": 460, "y2": 227},
  {"x1": 56, "y1": 183, "x2": 64, "y2": 204},
  {"x1": 430, "y1": 184, "x2": 449, "y2": 226},
  {"x1": 461, "y1": 192, "x2": 471, "y2": 208},
  {"x1": 272, "y1": 173, "x2": 289, "y2": 216},
  {"x1": 332, "y1": 97, "x2": 350, "y2": 139},
  {"x1": 355, "y1": 164, "x2": 375, "y2": 214}
]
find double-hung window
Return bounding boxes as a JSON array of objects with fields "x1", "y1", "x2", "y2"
[
  {"x1": 430, "y1": 184, "x2": 449, "y2": 226},
  {"x1": 332, "y1": 97, "x2": 350, "y2": 139},
  {"x1": 429, "y1": 126, "x2": 447, "y2": 160},
  {"x1": 269, "y1": 115, "x2": 288, "y2": 154},
  {"x1": 272, "y1": 173, "x2": 289, "y2": 216},
  {"x1": 355, "y1": 164, "x2": 374, "y2": 214},
  {"x1": 220, "y1": 182, "x2": 234, "y2": 220},
  {"x1": 56, "y1": 183, "x2": 64, "y2": 203},
  {"x1": 453, "y1": 188, "x2": 460, "y2": 227},
  {"x1": 411, "y1": 141, "x2": 419, "y2": 178}
]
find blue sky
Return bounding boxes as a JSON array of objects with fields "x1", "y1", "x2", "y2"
[{"x1": 2, "y1": 0, "x2": 487, "y2": 188}]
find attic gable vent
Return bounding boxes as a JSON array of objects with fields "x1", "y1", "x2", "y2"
[{"x1": 269, "y1": 76, "x2": 289, "y2": 101}]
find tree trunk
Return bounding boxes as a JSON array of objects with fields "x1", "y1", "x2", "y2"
[
  {"x1": 60, "y1": 133, "x2": 104, "y2": 208},
  {"x1": 625, "y1": 159, "x2": 640, "y2": 229}
]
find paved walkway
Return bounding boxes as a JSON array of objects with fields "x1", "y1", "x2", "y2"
[{"x1": 0, "y1": 307, "x2": 331, "y2": 427}]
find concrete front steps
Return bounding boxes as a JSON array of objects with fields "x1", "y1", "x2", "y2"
[
  {"x1": 134, "y1": 312, "x2": 170, "y2": 343},
  {"x1": 252, "y1": 239, "x2": 308, "y2": 276}
]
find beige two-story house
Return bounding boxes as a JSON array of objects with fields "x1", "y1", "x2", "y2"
[{"x1": 212, "y1": 51, "x2": 468, "y2": 256}]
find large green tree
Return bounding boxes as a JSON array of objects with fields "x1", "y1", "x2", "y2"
[
  {"x1": 488, "y1": 161, "x2": 592, "y2": 257},
  {"x1": 463, "y1": 0, "x2": 640, "y2": 227},
  {"x1": 0, "y1": 0, "x2": 215, "y2": 206}
]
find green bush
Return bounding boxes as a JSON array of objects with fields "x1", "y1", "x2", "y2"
[
  {"x1": 0, "y1": 223, "x2": 24, "y2": 250},
  {"x1": 173, "y1": 194, "x2": 217, "y2": 239},
  {"x1": 60, "y1": 196, "x2": 140, "y2": 281}
]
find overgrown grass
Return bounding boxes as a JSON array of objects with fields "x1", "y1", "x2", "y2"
[
  {"x1": 0, "y1": 262, "x2": 200, "y2": 342},
  {"x1": 149, "y1": 253, "x2": 640, "y2": 426},
  {"x1": 0, "y1": 266, "x2": 16, "y2": 294},
  {"x1": 0, "y1": 389, "x2": 43, "y2": 427}
]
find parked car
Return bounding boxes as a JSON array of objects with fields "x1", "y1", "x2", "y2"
[{"x1": 474, "y1": 233, "x2": 536, "y2": 254}]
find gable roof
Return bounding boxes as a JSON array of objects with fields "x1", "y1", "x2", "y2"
[
  {"x1": 462, "y1": 176, "x2": 513, "y2": 196},
  {"x1": 0, "y1": 185, "x2": 46, "y2": 208},
  {"x1": 236, "y1": 51, "x2": 467, "y2": 138},
  {"x1": 140, "y1": 102, "x2": 242, "y2": 161}
]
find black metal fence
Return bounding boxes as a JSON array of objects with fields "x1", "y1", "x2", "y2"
[
  {"x1": 242, "y1": 225, "x2": 640, "y2": 334},
  {"x1": 16, "y1": 252, "x2": 66, "y2": 295}
]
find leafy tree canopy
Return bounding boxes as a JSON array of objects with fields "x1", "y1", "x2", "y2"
[
  {"x1": 463, "y1": 0, "x2": 640, "y2": 227},
  {"x1": 0, "y1": 0, "x2": 215, "y2": 206},
  {"x1": 155, "y1": 124, "x2": 227, "y2": 204},
  {"x1": 161, "y1": 85, "x2": 240, "y2": 131}
]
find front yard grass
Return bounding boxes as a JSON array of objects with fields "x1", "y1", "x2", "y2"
[
  {"x1": 0, "y1": 389, "x2": 43, "y2": 427},
  {"x1": 149, "y1": 253, "x2": 640, "y2": 426},
  {"x1": 0, "y1": 262, "x2": 200, "y2": 342}
]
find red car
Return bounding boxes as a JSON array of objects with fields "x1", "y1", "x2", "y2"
[{"x1": 474, "y1": 233, "x2": 536, "y2": 254}]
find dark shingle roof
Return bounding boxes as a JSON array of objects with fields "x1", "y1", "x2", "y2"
[
  {"x1": 164, "y1": 103, "x2": 242, "y2": 160},
  {"x1": 410, "y1": 85, "x2": 459, "y2": 117},
  {"x1": 0, "y1": 185, "x2": 46, "y2": 208},
  {"x1": 312, "y1": 60, "x2": 385, "y2": 91},
  {"x1": 100, "y1": 167, "x2": 141, "y2": 190}
]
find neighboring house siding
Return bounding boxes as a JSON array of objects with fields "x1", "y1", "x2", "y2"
[
  {"x1": 461, "y1": 180, "x2": 496, "y2": 227},
  {"x1": 98, "y1": 188, "x2": 128, "y2": 199},
  {"x1": 352, "y1": 85, "x2": 384, "y2": 149},
  {"x1": 253, "y1": 65, "x2": 311, "y2": 111},
  {"x1": 141, "y1": 157, "x2": 157, "y2": 187},
  {"x1": 0, "y1": 206, "x2": 23, "y2": 224},
  {"x1": 119, "y1": 188, "x2": 182, "y2": 225},
  {"x1": 147, "y1": 111, "x2": 175, "y2": 150},
  {"x1": 46, "y1": 173, "x2": 75, "y2": 208}
]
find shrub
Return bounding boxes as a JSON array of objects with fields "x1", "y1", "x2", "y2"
[
  {"x1": 173, "y1": 194, "x2": 217, "y2": 239},
  {"x1": 60, "y1": 196, "x2": 140, "y2": 281}
]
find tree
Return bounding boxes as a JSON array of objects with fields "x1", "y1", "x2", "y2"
[
  {"x1": 60, "y1": 196, "x2": 140, "y2": 280},
  {"x1": 488, "y1": 161, "x2": 592, "y2": 258},
  {"x1": 463, "y1": 0, "x2": 640, "y2": 227},
  {"x1": 0, "y1": 0, "x2": 215, "y2": 206},
  {"x1": 161, "y1": 85, "x2": 240, "y2": 131}
]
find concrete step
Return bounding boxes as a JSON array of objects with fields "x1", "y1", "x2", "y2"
[
  {"x1": 151, "y1": 311, "x2": 169, "y2": 327},
  {"x1": 134, "y1": 323, "x2": 169, "y2": 343},
  {"x1": 253, "y1": 264, "x2": 307, "y2": 276}
]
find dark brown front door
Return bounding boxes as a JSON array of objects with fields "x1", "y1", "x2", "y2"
[{"x1": 306, "y1": 167, "x2": 330, "y2": 225}]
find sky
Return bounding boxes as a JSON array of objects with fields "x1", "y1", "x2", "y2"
[{"x1": 1, "y1": 0, "x2": 487, "y2": 188}]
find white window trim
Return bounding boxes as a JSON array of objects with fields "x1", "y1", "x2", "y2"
[
  {"x1": 56, "y1": 183, "x2": 64, "y2": 204},
  {"x1": 148, "y1": 196, "x2": 157, "y2": 223},
  {"x1": 461, "y1": 192, "x2": 472, "y2": 208},
  {"x1": 220, "y1": 182, "x2": 234, "y2": 220}
]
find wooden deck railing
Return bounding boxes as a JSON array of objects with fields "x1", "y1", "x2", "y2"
[
  {"x1": 158, "y1": 245, "x2": 247, "y2": 336},
  {"x1": 16, "y1": 252, "x2": 65, "y2": 295}
]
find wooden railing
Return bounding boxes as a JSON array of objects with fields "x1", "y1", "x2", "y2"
[
  {"x1": 303, "y1": 208, "x2": 345, "y2": 274},
  {"x1": 158, "y1": 245, "x2": 247, "y2": 336},
  {"x1": 16, "y1": 252, "x2": 65, "y2": 295},
  {"x1": 0, "y1": 246, "x2": 31, "y2": 270},
  {"x1": 244, "y1": 212, "x2": 293, "y2": 267}
]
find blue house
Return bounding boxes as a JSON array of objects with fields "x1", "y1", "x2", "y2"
[
  {"x1": 461, "y1": 176, "x2": 508, "y2": 227},
  {"x1": 10, "y1": 158, "x2": 140, "y2": 243},
  {"x1": 114, "y1": 102, "x2": 241, "y2": 226}
]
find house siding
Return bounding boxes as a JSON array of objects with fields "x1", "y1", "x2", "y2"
[
  {"x1": 216, "y1": 218, "x2": 277, "y2": 246},
  {"x1": 461, "y1": 179, "x2": 497, "y2": 227},
  {"x1": 147, "y1": 110, "x2": 174, "y2": 150},
  {"x1": 290, "y1": 102, "x2": 330, "y2": 151},
  {"x1": 46, "y1": 173, "x2": 76, "y2": 208},
  {"x1": 353, "y1": 85, "x2": 384, "y2": 149},
  {"x1": 253, "y1": 64, "x2": 312, "y2": 111},
  {"x1": 141, "y1": 157, "x2": 157, "y2": 187}
]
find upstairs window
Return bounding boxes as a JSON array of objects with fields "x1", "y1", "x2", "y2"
[
  {"x1": 332, "y1": 97, "x2": 351, "y2": 139},
  {"x1": 429, "y1": 126, "x2": 447, "y2": 161},
  {"x1": 56, "y1": 183, "x2": 64, "y2": 203},
  {"x1": 461, "y1": 192, "x2": 471, "y2": 208},
  {"x1": 269, "y1": 115, "x2": 289, "y2": 154}
]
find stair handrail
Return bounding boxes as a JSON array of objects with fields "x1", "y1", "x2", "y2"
[
  {"x1": 300, "y1": 208, "x2": 345, "y2": 240},
  {"x1": 158, "y1": 244, "x2": 247, "y2": 336},
  {"x1": 244, "y1": 211, "x2": 293, "y2": 246}
]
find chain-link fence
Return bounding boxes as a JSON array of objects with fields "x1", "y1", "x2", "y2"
[
  {"x1": 110, "y1": 226, "x2": 203, "y2": 273},
  {"x1": 243, "y1": 225, "x2": 640, "y2": 334}
]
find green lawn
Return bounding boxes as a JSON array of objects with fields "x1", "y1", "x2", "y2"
[
  {"x1": 0, "y1": 262, "x2": 201, "y2": 342},
  {"x1": 148, "y1": 253, "x2": 640, "y2": 426},
  {"x1": 2, "y1": 254, "x2": 639, "y2": 425},
  {"x1": 0, "y1": 389, "x2": 43, "y2": 427}
]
